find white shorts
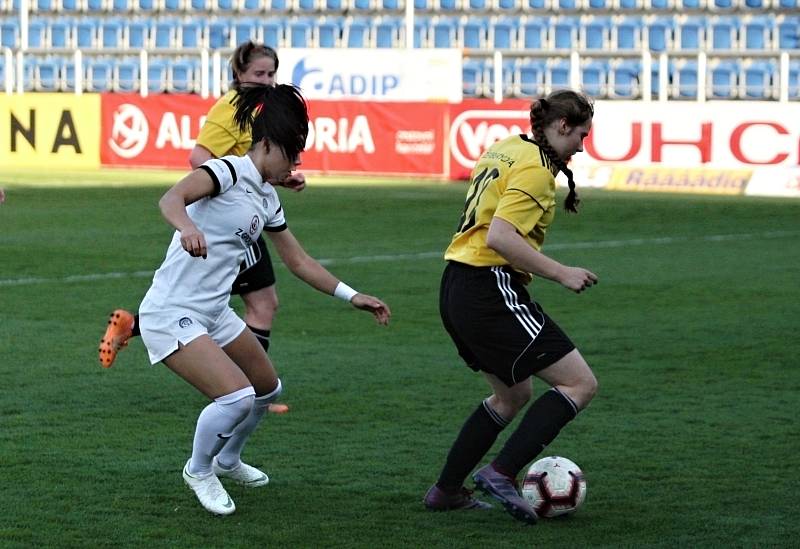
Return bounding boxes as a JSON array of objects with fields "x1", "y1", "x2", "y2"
[{"x1": 138, "y1": 304, "x2": 246, "y2": 364}]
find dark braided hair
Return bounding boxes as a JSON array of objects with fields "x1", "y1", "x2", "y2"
[
  {"x1": 230, "y1": 40, "x2": 279, "y2": 84},
  {"x1": 530, "y1": 89, "x2": 594, "y2": 213},
  {"x1": 232, "y1": 83, "x2": 309, "y2": 164}
]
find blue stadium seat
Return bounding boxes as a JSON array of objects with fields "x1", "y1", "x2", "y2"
[
  {"x1": 373, "y1": 17, "x2": 401, "y2": 47},
  {"x1": 582, "y1": 16, "x2": 611, "y2": 50},
  {"x1": 646, "y1": 16, "x2": 673, "y2": 51},
  {"x1": 776, "y1": 0, "x2": 798, "y2": 6},
  {"x1": 111, "y1": 0, "x2": 133, "y2": 11},
  {"x1": 179, "y1": 20, "x2": 203, "y2": 48},
  {"x1": 162, "y1": 0, "x2": 183, "y2": 11},
  {"x1": 296, "y1": 0, "x2": 318, "y2": 12},
  {"x1": 467, "y1": 0, "x2": 489, "y2": 9},
  {"x1": 789, "y1": 60, "x2": 800, "y2": 99},
  {"x1": 611, "y1": 59, "x2": 640, "y2": 98},
  {"x1": 0, "y1": 21, "x2": 18, "y2": 48},
  {"x1": 75, "y1": 19, "x2": 97, "y2": 48},
  {"x1": 678, "y1": 0, "x2": 702, "y2": 8},
  {"x1": 34, "y1": 57, "x2": 60, "y2": 91},
  {"x1": 709, "y1": 16, "x2": 738, "y2": 51},
  {"x1": 548, "y1": 58, "x2": 571, "y2": 88},
  {"x1": 460, "y1": 17, "x2": 488, "y2": 49},
  {"x1": 61, "y1": 0, "x2": 81, "y2": 12},
  {"x1": 742, "y1": 15, "x2": 773, "y2": 50},
  {"x1": 552, "y1": 16, "x2": 579, "y2": 50},
  {"x1": 49, "y1": 20, "x2": 70, "y2": 48},
  {"x1": 267, "y1": 0, "x2": 291, "y2": 10},
  {"x1": 190, "y1": 0, "x2": 208, "y2": 9},
  {"x1": 240, "y1": 0, "x2": 262, "y2": 11},
  {"x1": 148, "y1": 58, "x2": 167, "y2": 92},
  {"x1": 743, "y1": 0, "x2": 766, "y2": 7},
  {"x1": 85, "y1": 0, "x2": 107, "y2": 11},
  {"x1": 233, "y1": 20, "x2": 258, "y2": 45},
  {"x1": 87, "y1": 58, "x2": 113, "y2": 92},
  {"x1": 414, "y1": 0, "x2": 430, "y2": 8},
  {"x1": 463, "y1": 58, "x2": 486, "y2": 97},
  {"x1": 115, "y1": 58, "x2": 139, "y2": 92},
  {"x1": 101, "y1": 20, "x2": 124, "y2": 48},
  {"x1": 587, "y1": 0, "x2": 611, "y2": 8},
  {"x1": 674, "y1": 59, "x2": 698, "y2": 98},
  {"x1": 260, "y1": 20, "x2": 283, "y2": 47},
  {"x1": 489, "y1": 17, "x2": 518, "y2": 49},
  {"x1": 526, "y1": 0, "x2": 548, "y2": 8},
  {"x1": 777, "y1": 16, "x2": 800, "y2": 50},
  {"x1": 126, "y1": 20, "x2": 149, "y2": 48},
  {"x1": 208, "y1": 19, "x2": 229, "y2": 49},
  {"x1": 520, "y1": 17, "x2": 547, "y2": 50},
  {"x1": 648, "y1": 0, "x2": 671, "y2": 8},
  {"x1": 486, "y1": 59, "x2": 516, "y2": 98},
  {"x1": 496, "y1": 0, "x2": 520, "y2": 9},
  {"x1": 153, "y1": 20, "x2": 177, "y2": 48},
  {"x1": 517, "y1": 58, "x2": 546, "y2": 96},
  {"x1": 215, "y1": 0, "x2": 236, "y2": 10},
  {"x1": 557, "y1": 0, "x2": 581, "y2": 8},
  {"x1": 380, "y1": 0, "x2": 401, "y2": 8},
  {"x1": 711, "y1": 0, "x2": 733, "y2": 8},
  {"x1": 742, "y1": 60, "x2": 775, "y2": 99},
  {"x1": 344, "y1": 17, "x2": 370, "y2": 47},
  {"x1": 169, "y1": 58, "x2": 195, "y2": 93},
  {"x1": 350, "y1": 0, "x2": 373, "y2": 10},
  {"x1": 289, "y1": 18, "x2": 314, "y2": 47},
  {"x1": 614, "y1": 16, "x2": 643, "y2": 50},
  {"x1": 440, "y1": 0, "x2": 460, "y2": 9},
  {"x1": 21, "y1": 57, "x2": 35, "y2": 92},
  {"x1": 137, "y1": 0, "x2": 157, "y2": 11},
  {"x1": 617, "y1": 0, "x2": 641, "y2": 8},
  {"x1": 27, "y1": 19, "x2": 46, "y2": 48},
  {"x1": 709, "y1": 60, "x2": 738, "y2": 98},
  {"x1": 413, "y1": 17, "x2": 431, "y2": 47},
  {"x1": 432, "y1": 17, "x2": 458, "y2": 48},
  {"x1": 676, "y1": 16, "x2": 706, "y2": 50},
  {"x1": 62, "y1": 59, "x2": 77, "y2": 91},
  {"x1": 315, "y1": 18, "x2": 340, "y2": 48},
  {"x1": 581, "y1": 59, "x2": 608, "y2": 97}
]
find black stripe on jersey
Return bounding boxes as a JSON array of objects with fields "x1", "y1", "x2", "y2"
[
  {"x1": 506, "y1": 188, "x2": 547, "y2": 212},
  {"x1": 275, "y1": 206, "x2": 283, "y2": 215},
  {"x1": 264, "y1": 223, "x2": 288, "y2": 232},
  {"x1": 520, "y1": 134, "x2": 554, "y2": 172},
  {"x1": 220, "y1": 158, "x2": 238, "y2": 185},
  {"x1": 199, "y1": 165, "x2": 221, "y2": 196}
]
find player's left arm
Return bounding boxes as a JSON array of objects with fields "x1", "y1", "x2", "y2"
[{"x1": 266, "y1": 228, "x2": 391, "y2": 325}]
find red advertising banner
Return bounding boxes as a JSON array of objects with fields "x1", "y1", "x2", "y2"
[{"x1": 100, "y1": 93, "x2": 447, "y2": 176}]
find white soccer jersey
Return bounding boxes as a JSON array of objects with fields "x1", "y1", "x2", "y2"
[{"x1": 140, "y1": 155, "x2": 286, "y2": 318}]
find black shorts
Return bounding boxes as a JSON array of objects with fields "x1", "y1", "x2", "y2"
[
  {"x1": 231, "y1": 234, "x2": 276, "y2": 295},
  {"x1": 439, "y1": 261, "x2": 576, "y2": 387}
]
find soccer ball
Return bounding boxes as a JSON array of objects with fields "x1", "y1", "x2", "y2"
[{"x1": 521, "y1": 456, "x2": 587, "y2": 518}]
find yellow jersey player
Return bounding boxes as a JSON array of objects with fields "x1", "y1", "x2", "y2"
[{"x1": 424, "y1": 89, "x2": 599, "y2": 525}]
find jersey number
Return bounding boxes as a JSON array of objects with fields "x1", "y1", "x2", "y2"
[{"x1": 456, "y1": 167, "x2": 500, "y2": 234}]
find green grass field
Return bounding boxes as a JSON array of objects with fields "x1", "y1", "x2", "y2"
[{"x1": 1, "y1": 168, "x2": 799, "y2": 548}]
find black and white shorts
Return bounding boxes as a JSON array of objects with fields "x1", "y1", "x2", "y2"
[
  {"x1": 439, "y1": 261, "x2": 576, "y2": 387},
  {"x1": 231, "y1": 234, "x2": 276, "y2": 295}
]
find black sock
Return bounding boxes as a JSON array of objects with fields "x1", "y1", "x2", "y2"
[
  {"x1": 436, "y1": 400, "x2": 509, "y2": 491},
  {"x1": 131, "y1": 314, "x2": 141, "y2": 337},
  {"x1": 493, "y1": 389, "x2": 578, "y2": 478},
  {"x1": 248, "y1": 325, "x2": 271, "y2": 354}
]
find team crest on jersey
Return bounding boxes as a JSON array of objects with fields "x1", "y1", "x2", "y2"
[
  {"x1": 178, "y1": 317, "x2": 193, "y2": 328},
  {"x1": 263, "y1": 198, "x2": 268, "y2": 209},
  {"x1": 249, "y1": 215, "x2": 260, "y2": 235}
]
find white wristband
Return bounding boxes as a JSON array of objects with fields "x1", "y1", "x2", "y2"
[{"x1": 333, "y1": 282, "x2": 358, "y2": 302}]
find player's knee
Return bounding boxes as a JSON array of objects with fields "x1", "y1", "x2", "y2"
[
  {"x1": 491, "y1": 387, "x2": 531, "y2": 418},
  {"x1": 573, "y1": 371, "x2": 598, "y2": 410},
  {"x1": 257, "y1": 378, "x2": 282, "y2": 404},
  {"x1": 214, "y1": 387, "x2": 256, "y2": 423}
]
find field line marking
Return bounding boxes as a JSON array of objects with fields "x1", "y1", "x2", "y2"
[{"x1": 0, "y1": 230, "x2": 797, "y2": 287}]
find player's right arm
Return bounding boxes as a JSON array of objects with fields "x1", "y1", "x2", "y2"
[{"x1": 158, "y1": 169, "x2": 217, "y2": 259}]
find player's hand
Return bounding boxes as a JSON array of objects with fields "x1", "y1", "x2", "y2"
[
  {"x1": 350, "y1": 294, "x2": 391, "y2": 326},
  {"x1": 180, "y1": 226, "x2": 208, "y2": 259},
  {"x1": 559, "y1": 266, "x2": 597, "y2": 293},
  {"x1": 280, "y1": 172, "x2": 306, "y2": 192}
]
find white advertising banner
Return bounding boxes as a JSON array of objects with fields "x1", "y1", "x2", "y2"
[{"x1": 277, "y1": 48, "x2": 462, "y2": 103}]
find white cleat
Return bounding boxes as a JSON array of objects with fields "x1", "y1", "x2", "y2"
[
  {"x1": 182, "y1": 460, "x2": 236, "y2": 515},
  {"x1": 213, "y1": 456, "x2": 270, "y2": 488}
]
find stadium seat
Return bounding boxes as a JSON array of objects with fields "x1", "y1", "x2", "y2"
[
  {"x1": 214, "y1": 0, "x2": 236, "y2": 10},
  {"x1": 208, "y1": 19, "x2": 229, "y2": 49},
  {"x1": 168, "y1": 58, "x2": 195, "y2": 93},
  {"x1": 460, "y1": 17, "x2": 488, "y2": 49},
  {"x1": 61, "y1": 0, "x2": 81, "y2": 12},
  {"x1": 125, "y1": 20, "x2": 149, "y2": 48},
  {"x1": 581, "y1": 59, "x2": 608, "y2": 97},
  {"x1": 617, "y1": 0, "x2": 641, "y2": 8},
  {"x1": 260, "y1": 20, "x2": 283, "y2": 47},
  {"x1": 517, "y1": 58, "x2": 546, "y2": 96},
  {"x1": 296, "y1": 0, "x2": 318, "y2": 12},
  {"x1": 27, "y1": 19, "x2": 46, "y2": 48},
  {"x1": 582, "y1": 16, "x2": 611, "y2": 50},
  {"x1": 100, "y1": 20, "x2": 124, "y2": 48},
  {"x1": 34, "y1": 57, "x2": 60, "y2": 91},
  {"x1": 440, "y1": 0, "x2": 461, "y2": 9},
  {"x1": 233, "y1": 20, "x2": 258, "y2": 45},
  {"x1": 709, "y1": 16, "x2": 739, "y2": 51},
  {"x1": 373, "y1": 17, "x2": 401, "y2": 47},
  {"x1": 557, "y1": 0, "x2": 581, "y2": 9},
  {"x1": 587, "y1": 0, "x2": 611, "y2": 8},
  {"x1": 610, "y1": 58, "x2": 641, "y2": 98},
  {"x1": 153, "y1": 20, "x2": 177, "y2": 48},
  {"x1": 48, "y1": 20, "x2": 70, "y2": 48},
  {"x1": 115, "y1": 57, "x2": 139, "y2": 92},
  {"x1": 268, "y1": 0, "x2": 291, "y2": 10},
  {"x1": 343, "y1": 17, "x2": 370, "y2": 47},
  {"x1": 85, "y1": 0, "x2": 107, "y2": 11},
  {"x1": 486, "y1": 58, "x2": 516, "y2": 98},
  {"x1": 789, "y1": 60, "x2": 800, "y2": 99},
  {"x1": 62, "y1": 59, "x2": 77, "y2": 91},
  {"x1": 289, "y1": 18, "x2": 314, "y2": 47},
  {"x1": 463, "y1": 58, "x2": 486, "y2": 97},
  {"x1": 350, "y1": 0, "x2": 373, "y2": 11},
  {"x1": 777, "y1": 16, "x2": 800, "y2": 50},
  {"x1": 137, "y1": 0, "x2": 157, "y2": 11},
  {"x1": 413, "y1": 18, "x2": 431, "y2": 47},
  {"x1": 526, "y1": 0, "x2": 549, "y2": 8},
  {"x1": 0, "y1": 21, "x2": 18, "y2": 48},
  {"x1": 614, "y1": 16, "x2": 643, "y2": 50},
  {"x1": 495, "y1": 0, "x2": 520, "y2": 10},
  {"x1": 432, "y1": 16, "x2": 458, "y2": 48},
  {"x1": 741, "y1": 60, "x2": 775, "y2": 99},
  {"x1": 240, "y1": 0, "x2": 263, "y2": 12},
  {"x1": 489, "y1": 17, "x2": 518, "y2": 49},
  {"x1": 75, "y1": 19, "x2": 97, "y2": 48},
  {"x1": 179, "y1": 20, "x2": 204, "y2": 48},
  {"x1": 87, "y1": 58, "x2": 113, "y2": 92},
  {"x1": 647, "y1": 0, "x2": 672, "y2": 8},
  {"x1": 645, "y1": 16, "x2": 673, "y2": 51},
  {"x1": 776, "y1": 0, "x2": 798, "y2": 7},
  {"x1": 547, "y1": 58, "x2": 571, "y2": 88},
  {"x1": 414, "y1": 0, "x2": 429, "y2": 8},
  {"x1": 111, "y1": 0, "x2": 133, "y2": 11},
  {"x1": 148, "y1": 58, "x2": 167, "y2": 92},
  {"x1": 676, "y1": 16, "x2": 706, "y2": 50},
  {"x1": 162, "y1": 0, "x2": 183, "y2": 11},
  {"x1": 380, "y1": 0, "x2": 401, "y2": 8},
  {"x1": 710, "y1": 0, "x2": 733, "y2": 8},
  {"x1": 678, "y1": 0, "x2": 702, "y2": 8},
  {"x1": 743, "y1": 0, "x2": 766, "y2": 7},
  {"x1": 742, "y1": 15, "x2": 773, "y2": 50},
  {"x1": 674, "y1": 59, "x2": 698, "y2": 98},
  {"x1": 190, "y1": 0, "x2": 209, "y2": 9},
  {"x1": 709, "y1": 59, "x2": 738, "y2": 98},
  {"x1": 520, "y1": 17, "x2": 547, "y2": 50},
  {"x1": 315, "y1": 18, "x2": 341, "y2": 48},
  {"x1": 552, "y1": 16, "x2": 579, "y2": 50}
]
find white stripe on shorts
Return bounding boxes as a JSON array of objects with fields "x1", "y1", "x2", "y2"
[{"x1": 491, "y1": 266, "x2": 543, "y2": 340}]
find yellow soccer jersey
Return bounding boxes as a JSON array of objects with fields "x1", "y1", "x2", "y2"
[
  {"x1": 445, "y1": 134, "x2": 559, "y2": 268},
  {"x1": 195, "y1": 89, "x2": 252, "y2": 158}
]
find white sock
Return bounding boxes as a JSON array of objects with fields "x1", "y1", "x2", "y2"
[
  {"x1": 187, "y1": 387, "x2": 255, "y2": 476},
  {"x1": 216, "y1": 380, "x2": 283, "y2": 469}
]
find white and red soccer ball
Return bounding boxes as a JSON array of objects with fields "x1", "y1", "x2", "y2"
[{"x1": 521, "y1": 456, "x2": 587, "y2": 518}]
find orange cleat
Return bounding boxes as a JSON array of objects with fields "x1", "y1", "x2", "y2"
[
  {"x1": 268, "y1": 403, "x2": 290, "y2": 414},
  {"x1": 99, "y1": 309, "x2": 135, "y2": 368}
]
